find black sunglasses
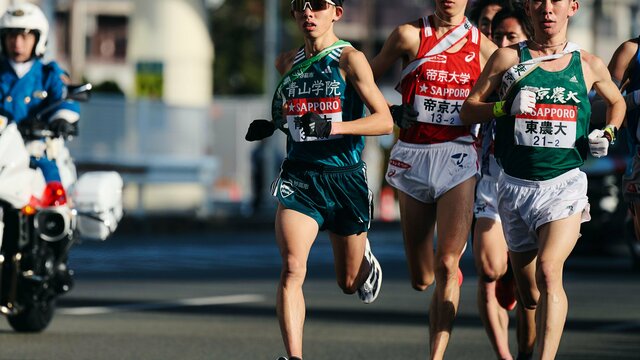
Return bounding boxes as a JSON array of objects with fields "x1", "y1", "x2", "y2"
[{"x1": 291, "y1": 0, "x2": 336, "y2": 12}]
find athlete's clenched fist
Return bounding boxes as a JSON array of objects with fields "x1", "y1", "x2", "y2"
[
  {"x1": 245, "y1": 119, "x2": 276, "y2": 141},
  {"x1": 299, "y1": 112, "x2": 332, "y2": 139},
  {"x1": 588, "y1": 129, "x2": 609, "y2": 158},
  {"x1": 510, "y1": 89, "x2": 537, "y2": 116}
]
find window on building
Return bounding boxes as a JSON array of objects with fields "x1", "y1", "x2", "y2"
[{"x1": 55, "y1": 12, "x2": 128, "y2": 63}]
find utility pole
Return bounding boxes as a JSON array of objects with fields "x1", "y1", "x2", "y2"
[
  {"x1": 69, "y1": 0, "x2": 86, "y2": 82},
  {"x1": 361, "y1": 0, "x2": 375, "y2": 59},
  {"x1": 632, "y1": 4, "x2": 639, "y2": 38},
  {"x1": 592, "y1": 0, "x2": 602, "y2": 56},
  {"x1": 264, "y1": 0, "x2": 278, "y2": 94},
  {"x1": 258, "y1": 0, "x2": 279, "y2": 214},
  {"x1": 41, "y1": 0, "x2": 57, "y2": 62}
]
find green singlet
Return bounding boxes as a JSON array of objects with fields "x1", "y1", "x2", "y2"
[{"x1": 495, "y1": 43, "x2": 591, "y2": 181}]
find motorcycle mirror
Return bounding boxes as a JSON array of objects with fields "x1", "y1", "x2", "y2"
[{"x1": 66, "y1": 83, "x2": 92, "y2": 102}]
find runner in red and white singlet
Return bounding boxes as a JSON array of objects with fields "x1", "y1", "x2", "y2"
[{"x1": 371, "y1": 1, "x2": 497, "y2": 359}]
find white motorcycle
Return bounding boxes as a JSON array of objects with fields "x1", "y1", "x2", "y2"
[{"x1": 0, "y1": 83, "x2": 123, "y2": 332}]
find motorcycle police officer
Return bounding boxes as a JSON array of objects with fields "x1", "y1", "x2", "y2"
[{"x1": 0, "y1": 2, "x2": 79, "y2": 184}]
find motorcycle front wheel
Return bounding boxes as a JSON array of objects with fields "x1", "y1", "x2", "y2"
[{"x1": 7, "y1": 299, "x2": 56, "y2": 332}]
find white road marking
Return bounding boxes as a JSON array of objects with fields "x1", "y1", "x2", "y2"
[{"x1": 58, "y1": 294, "x2": 266, "y2": 316}]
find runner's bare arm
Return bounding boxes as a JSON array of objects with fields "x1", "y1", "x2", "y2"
[
  {"x1": 608, "y1": 39, "x2": 639, "y2": 84},
  {"x1": 585, "y1": 51, "x2": 626, "y2": 130},
  {"x1": 460, "y1": 47, "x2": 519, "y2": 125},
  {"x1": 609, "y1": 39, "x2": 640, "y2": 113},
  {"x1": 479, "y1": 32, "x2": 498, "y2": 70},
  {"x1": 331, "y1": 47, "x2": 393, "y2": 136},
  {"x1": 591, "y1": 40, "x2": 639, "y2": 125},
  {"x1": 370, "y1": 22, "x2": 421, "y2": 80}
]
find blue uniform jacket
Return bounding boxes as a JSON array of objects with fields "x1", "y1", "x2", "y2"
[
  {"x1": 0, "y1": 58, "x2": 80, "y2": 183},
  {"x1": 0, "y1": 58, "x2": 79, "y2": 124}
]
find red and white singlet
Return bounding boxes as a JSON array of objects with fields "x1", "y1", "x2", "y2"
[{"x1": 398, "y1": 15, "x2": 481, "y2": 144}]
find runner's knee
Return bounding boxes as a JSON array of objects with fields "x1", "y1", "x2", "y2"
[
  {"x1": 434, "y1": 253, "x2": 459, "y2": 282},
  {"x1": 535, "y1": 260, "x2": 563, "y2": 292},
  {"x1": 411, "y1": 274, "x2": 435, "y2": 291},
  {"x1": 479, "y1": 261, "x2": 507, "y2": 282},
  {"x1": 280, "y1": 257, "x2": 307, "y2": 286}
]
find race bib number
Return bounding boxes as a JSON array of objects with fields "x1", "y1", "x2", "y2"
[
  {"x1": 514, "y1": 104, "x2": 577, "y2": 148},
  {"x1": 413, "y1": 86, "x2": 469, "y2": 126},
  {"x1": 285, "y1": 97, "x2": 343, "y2": 142}
]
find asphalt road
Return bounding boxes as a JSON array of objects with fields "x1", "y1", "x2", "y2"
[{"x1": 0, "y1": 222, "x2": 638, "y2": 359}]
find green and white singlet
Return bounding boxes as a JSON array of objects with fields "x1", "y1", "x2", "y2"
[
  {"x1": 278, "y1": 43, "x2": 365, "y2": 167},
  {"x1": 495, "y1": 43, "x2": 591, "y2": 181}
]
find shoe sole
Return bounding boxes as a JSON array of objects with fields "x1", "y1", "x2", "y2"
[
  {"x1": 367, "y1": 254, "x2": 382, "y2": 304},
  {"x1": 359, "y1": 239, "x2": 382, "y2": 304}
]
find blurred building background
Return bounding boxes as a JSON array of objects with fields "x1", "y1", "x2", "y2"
[{"x1": 1, "y1": 0, "x2": 638, "y2": 218}]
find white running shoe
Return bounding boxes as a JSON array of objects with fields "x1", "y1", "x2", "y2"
[{"x1": 356, "y1": 239, "x2": 382, "y2": 304}]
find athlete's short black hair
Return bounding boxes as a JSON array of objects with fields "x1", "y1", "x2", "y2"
[
  {"x1": 490, "y1": 1, "x2": 533, "y2": 40},
  {"x1": 468, "y1": 0, "x2": 511, "y2": 25}
]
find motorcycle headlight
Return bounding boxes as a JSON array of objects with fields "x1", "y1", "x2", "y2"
[{"x1": 35, "y1": 209, "x2": 71, "y2": 242}]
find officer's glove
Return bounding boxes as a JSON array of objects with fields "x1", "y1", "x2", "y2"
[
  {"x1": 245, "y1": 119, "x2": 276, "y2": 141},
  {"x1": 299, "y1": 112, "x2": 331, "y2": 139},
  {"x1": 17, "y1": 118, "x2": 45, "y2": 139},
  {"x1": 390, "y1": 104, "x2": 418, "y2": 129},
  {"x1": 49, "y1": 118, "x2": 77, "y2": 138},
  {"x1": 588, "y1": 129, "x2": 609, "y2": 158}
]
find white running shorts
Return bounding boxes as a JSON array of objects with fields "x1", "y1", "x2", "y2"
[
  {"x1": 474, "y1": 175, "x2": 501, "y2": 222},
  {"x1": 385, "y1": 140, "x2": 479, "y2": 204},
  {"x1": 498, "y1": 168, "x2": 591, "y2": 253}
]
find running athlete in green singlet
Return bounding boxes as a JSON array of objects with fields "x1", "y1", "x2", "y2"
[
  {"x1": 472, "y1": 6, "x2": 537, "y2": 360},
  {"x1": 244, "y1": 1, "x2": 392, "y2": 359},
  {"x1": 461, "y1": 1, "x2": 625, "y2": 358}
]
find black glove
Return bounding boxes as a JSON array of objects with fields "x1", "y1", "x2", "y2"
[
  {"x1": 299, "y1": 112, "x2": 331, "y2": 139},
  {"x1": 49, "y1": 118, "x2": 78, "y2": 138},
  {"x1": 17, "y1": 118, "x2": 46, "y2": 138},
  {"x1": 245, "y1": 119, "x2": 276, "y2": 141},
  {"x1": 390, "y1": 104, "x2": 419, "y2": 129}
]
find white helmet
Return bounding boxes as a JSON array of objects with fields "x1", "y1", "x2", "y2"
[{"x1": 0, "y1": 2, "x2": 49, "y2": 57}]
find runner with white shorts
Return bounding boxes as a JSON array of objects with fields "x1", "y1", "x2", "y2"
[
  {"x1": 371, "y1": 1, "x2": 497, "y2": 357},
  {"x1": 471, "y1": 6, "x2": 537, "y2": 359},
  {"x1": 461, "y1": 1, "x2": 625, "y2": 357}
]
